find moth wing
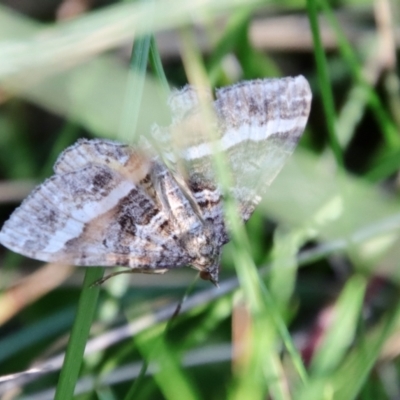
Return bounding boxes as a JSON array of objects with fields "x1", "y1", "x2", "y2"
[
  {"x1": 161, "y1": 76, "x2": 311, "y2": 224},
  {"x1": 0, "y1": 144, "x2": 190, "y2": 271},
  {"x1": 214, "y1": 76, "x2": 312, "y2": 220},
  {"x1": 53, "y1": 138, "x2": 154, "y2": 182}
]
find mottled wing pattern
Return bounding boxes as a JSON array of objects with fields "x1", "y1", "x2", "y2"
[
  {"x1": 0, "y1": 140, "x2": 193, "y2": 271},
  {"x1": 213, "y1": 76, "x2": 311, "y2": 220},
  {"x1": 154, "y1": 76, "x2": 311, "y2": 224},
  {"x1": 54, "y1": 138, "x2": 153, "y2": 181}
]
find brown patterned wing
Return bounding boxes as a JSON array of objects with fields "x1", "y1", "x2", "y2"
[
  {"x1": 213, "y1": 76, "x2": 312, "y2": 221},
  {"x1": 0, "y1": 141, "x2": 192, "y2": 271},
  {"x1": 156, "y1": 76, "x2": 312, "y2": 226},
  {"x1": 54, "y1": 138, "x2": 153, "y2": 181}
]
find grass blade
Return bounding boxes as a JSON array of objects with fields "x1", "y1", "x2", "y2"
[{"x1": 54, "y1": 267, "x2": 104, "y2": 400}]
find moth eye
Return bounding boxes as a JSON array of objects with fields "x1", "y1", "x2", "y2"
[{"x1": 199, "y1": 270, "x2": 211, "y2": 281}]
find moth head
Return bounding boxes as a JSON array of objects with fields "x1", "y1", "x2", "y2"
[
  {"x1": 180, "y1": 224, "x2": 221, "y2": 286},
  {"x1": 194, "y1": 223, "x2": 221, "y2": 287},
  {"x1": 199, "y1": 263, "x2": 220, "y2": 287}
]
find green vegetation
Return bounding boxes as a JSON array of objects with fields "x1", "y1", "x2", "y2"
[{"x1": 0, "y1": 0, "x2": 400, "y2": 399}]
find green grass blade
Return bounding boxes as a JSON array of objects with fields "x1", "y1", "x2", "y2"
[
  {"x1": 310, "y1": 275, "x2": 367, "y2": 376},
  {"x1": 123, "y1": 357, "x2": 150, "y2": 400},
  {"x1": 118, "y1": 8, "x2": 152, "y2": 143},
  {"x1": 207, "y1": 9, "x2": 252, "y2": 83},
  {"x1": 54, "y1": 267, "x2": 104, "y2": 400},
  {"x1": 259, "y1": 279, "x2": 309, "y2": 386},
  {"x1": 179, "y1": 26, "x2": 264, "y2": 311},
  {"x1": 306, "y1": 0, "x2": 344, "y2": 168},
  {"x1": 135, "y1": 327, "x2": 201, "y2": 400},
  {"x1": 123, "y1": 277, "x2": 199, "y2": 398},
  {"x1": 149, "y1": 36, "x2": 169, "y2": 92},
  {"x1": 269, "y1": 228, "x2": 308, "y2": 310},
  {"x1": 331, "y1": 296, "x2": 400, "y2": 399},
  {"x1": 320, "y1": 0, "x2": 400, "y2": 150}
]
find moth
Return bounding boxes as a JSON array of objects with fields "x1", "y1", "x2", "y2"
[{"x1": 0, "y1": 76, "x2": 311, "y2": 285}]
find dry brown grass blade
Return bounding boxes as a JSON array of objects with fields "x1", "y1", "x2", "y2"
[{"x1": 0, "y1": 263, "x2": 74, "y2": 325}]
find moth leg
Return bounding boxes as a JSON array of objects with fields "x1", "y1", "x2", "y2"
[{"x1": 90, "y1": 267, "x2": 169, "y2": 286}]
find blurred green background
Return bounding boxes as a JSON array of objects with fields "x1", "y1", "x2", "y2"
[{"x1": 0, "y1": 0, "x2": 400, "y2": 399}]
